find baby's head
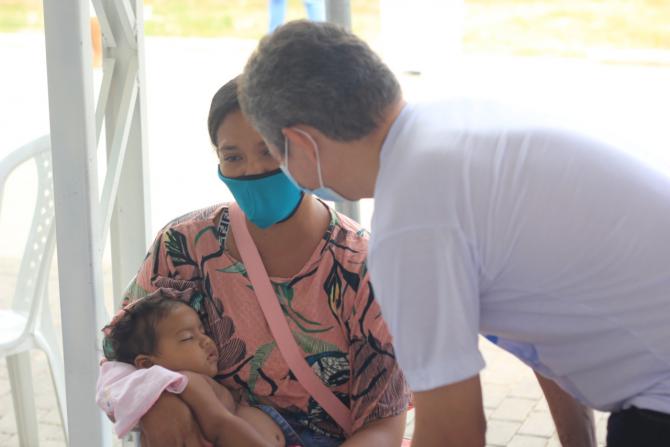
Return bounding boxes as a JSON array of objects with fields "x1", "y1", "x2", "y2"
[{"x1": 103, "y1": 291, "x2": 219, "y2": 377}]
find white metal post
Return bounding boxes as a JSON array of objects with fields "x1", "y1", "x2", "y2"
[
  {"x1": 325, "y1": 0, "x2": 360, "y2": 222},
  {"x1": 325, "y1": 0, "x2": 351, "y2": 30},
  {"x1": 42, "y1": 0, "x2": 110, "y2": 445},
  {"x1": 99, "y1": 0, "x2": 151, "y2": 305}
]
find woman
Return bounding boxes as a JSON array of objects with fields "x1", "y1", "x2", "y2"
[{"x1": 98, "y1": 76, "x2": 410, "y2": 446}]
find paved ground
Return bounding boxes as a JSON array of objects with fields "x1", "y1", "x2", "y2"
[{"x1": 2, "y1": 32, "x2": 669, "y2": 446}]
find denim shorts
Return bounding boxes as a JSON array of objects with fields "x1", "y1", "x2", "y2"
[
  {"x1": 255, "y1": 405, "x2": 345, "y2": 447},
  {"x1": 255, "y1": 404, "x2": 305, "y2": 446}
]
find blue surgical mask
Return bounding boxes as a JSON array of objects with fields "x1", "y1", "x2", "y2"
[
  {"x1": 281, "y1": 129, "x2": 347, "y2": 202},
  {"x1": 218, "y1": 168, "x2": 303, "y2": 229}
]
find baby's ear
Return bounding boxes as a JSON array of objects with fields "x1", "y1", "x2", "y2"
[{"x1": 134, "y1": 355, "x2": 154, "y2": 369}]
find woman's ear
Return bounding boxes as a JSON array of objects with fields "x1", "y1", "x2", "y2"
[{"x1": 134, "y1": 355, "x2": 154, "y2": 369}]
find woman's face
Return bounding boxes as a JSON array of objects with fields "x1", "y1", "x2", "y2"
[{"x1": 216, "y1": 110, "x2": 279, "y2": 178}]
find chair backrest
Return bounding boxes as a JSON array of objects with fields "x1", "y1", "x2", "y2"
[{"x1": 0, "y1": 135, "x2": 56, "y2": 335}]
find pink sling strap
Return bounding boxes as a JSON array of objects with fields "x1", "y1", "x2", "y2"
[{"x1": 229, "y1": 204, "x2": 353, "y2": 436}]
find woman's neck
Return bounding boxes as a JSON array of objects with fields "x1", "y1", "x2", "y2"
[{"x1": 240, "y1": 195, "x2": 331, "y2": 277}]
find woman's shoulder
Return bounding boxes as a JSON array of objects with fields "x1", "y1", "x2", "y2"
[
  {"x1": 326, "y1": 207, "x2": 370, "y2": 266},
  {"x1": 156, "y1": 202, "x2": 229, "y2": 243},
  {"x1": 157, "y1": 203, "x2": 229, "y2": 234}
]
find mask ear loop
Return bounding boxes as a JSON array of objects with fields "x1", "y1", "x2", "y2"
[
  {"x1": 292, "y1": 128, "x2": 326, "y2": 189},
  {"x1": 283, "y1": 134, "x2": 290, "y2": 172}
]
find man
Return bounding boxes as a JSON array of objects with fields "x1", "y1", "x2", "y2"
[{"x1": 239, "y1": 20, "x2": 670, "y2": 446}]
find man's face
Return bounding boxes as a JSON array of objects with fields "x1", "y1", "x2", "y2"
[
  {"x1": 148, "y1": 304, "x2": 219, "y2": 377},
  {"x1": 273, "y1": 127, "x2": 356, "y2": 200}
]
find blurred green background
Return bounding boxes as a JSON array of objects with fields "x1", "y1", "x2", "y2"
[{"x1": 1, "y1": 0, "x2": 669, "y2": 58}]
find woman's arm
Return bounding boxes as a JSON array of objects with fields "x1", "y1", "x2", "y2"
[
  {"x1": 341, "y1": 412, "x2": 407, "y2": 447},
  {"x1": 535, "y1": 372, "x2": 596, "y2": 447},
  {"x1": 179, "y1": 372, "x2": 276, "y2": 447},
  {"x1": 342, "y1": 264, "x2": 412, "y2": 437},
  {"x1": 139, "y1": 392, "x2": 207, "y2": 447}
]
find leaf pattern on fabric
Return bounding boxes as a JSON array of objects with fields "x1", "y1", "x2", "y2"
[
  {"x1": 275, "y1": 281, "x2": 332, "y2": 334},
  {"x1": 194, "y1": 225, "x2": 218, "y2": 245},
  {"x1": 164, "y1": 229, "x2": 197, "y2": 267},
  {"x1": 217, "y1": 261, "x2": 248, "y2": 276},
  {"x1": 121, "y1": 277, "x2": 150, "y2": 307},
  {"x1": 324, "y1": 256, "x2": 361, "y2": 323},
  {"x1": 247, "y1": 341, "x2": 277, "y2": 392},
  {"x1": 292, "y1": 329, "x2": 340, "y2": 355},
  {"x1": 306, "y1": 351, "x2": 350, "y2": 387}
]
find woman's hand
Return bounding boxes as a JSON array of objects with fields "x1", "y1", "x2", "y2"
[{"x1": 139, "y1": 392, "x2": 207, "y2": 447}]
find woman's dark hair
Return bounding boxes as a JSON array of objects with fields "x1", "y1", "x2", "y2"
[
  {"x1": 207, "y1": 75, "x2": 242, "y2": 147},
  {"x1": 102, "y1": 292, "x2": 186, "y2": 364}
]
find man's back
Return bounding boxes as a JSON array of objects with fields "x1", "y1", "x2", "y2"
[{"x1": 370, "y1": 99, "x2": 670, "y2": 412}]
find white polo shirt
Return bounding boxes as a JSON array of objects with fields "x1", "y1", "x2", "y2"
[{"x1": 369, "y1": 100, "x2": 670, "y2": 414}]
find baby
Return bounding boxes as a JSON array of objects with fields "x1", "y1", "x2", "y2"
[{"x1": 102, "y1": 290, "x2": 300, "y2": 447}]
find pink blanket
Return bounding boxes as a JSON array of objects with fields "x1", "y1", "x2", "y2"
[{"x1": 96, "y1": 361, "x2": 188, "y2": 438}]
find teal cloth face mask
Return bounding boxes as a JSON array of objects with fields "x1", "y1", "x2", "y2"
[{"x1": 218, "y1": 168, "x2": 303, "y2": 229}]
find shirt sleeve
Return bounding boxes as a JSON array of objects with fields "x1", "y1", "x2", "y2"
[
  {"x1": 345, "y1": 265, "x2": 411, "y2": 432},
  {"x1": 369, "y1": 226, "x2": 485, "y2": 392}
]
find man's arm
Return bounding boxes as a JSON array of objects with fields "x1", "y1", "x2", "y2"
[
  {"x1": 535, "y1": 372, "x2": 596, "y2": 447},
  {"x1": 341, "y1": 412, "x2": 407, "y2": 447},
  {"x1": 412, "y1": 375, "x2": 486, "y2": 447}
]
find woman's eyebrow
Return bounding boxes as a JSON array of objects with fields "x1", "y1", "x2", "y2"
[{"x1": 218, "y1": 144, "x2": 238, "y2": 152}]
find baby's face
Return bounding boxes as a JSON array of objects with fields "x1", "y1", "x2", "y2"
[{"x1": 149, "y1": 303, "x2": 219, "y2": 377}]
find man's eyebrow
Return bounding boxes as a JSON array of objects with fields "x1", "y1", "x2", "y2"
[{"x1": 218, "y1": 144, "x2": 238, "y2": 152}]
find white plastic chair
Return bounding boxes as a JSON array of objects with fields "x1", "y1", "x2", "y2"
[{"x1": 0, "y1": 135, "x2": 68, "y2": 446}]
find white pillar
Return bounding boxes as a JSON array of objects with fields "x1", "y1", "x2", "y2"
[
  {"x1": 325, "y1": 0, "x2": 361, "y2": 222},
  {"x1": 42, "y1": 0, "x2": 110, "y2": 445},
  {"x1": 100, "y1": 0, "x2": 152, "y2": 305}
]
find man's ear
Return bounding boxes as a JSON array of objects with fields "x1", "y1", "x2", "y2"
[
  {"x1": 134, "y1": 355, "x2": 154, "y2": 369},
  {"x1": 282, "y1": 127, "x2": 318, "y2": 163}
]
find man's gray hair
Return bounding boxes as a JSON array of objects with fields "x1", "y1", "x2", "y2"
[{"x1": 239, "y1": 20, "x2": 401, "y2": 150}]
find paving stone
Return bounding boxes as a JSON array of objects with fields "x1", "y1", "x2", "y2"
[
  {"x1": 509, "y1": 379, "x2": 544, "y2": 400},
  {"x1": 507, "y1": 434, "x2": 549, "y2": 447},
  {"x1": 518, "y1": 411, "x2": 555, "y2": 438},
  {"x1": 533, "y1": 398, "x2": 550, "y2": 412},
  {"x1": 486, "y1": 419, "x2": 521, "y2": 446},
  {"x1": 0, "y1": 414, "x2": 17, "y2": 433},
  {"x1": 41, "y1": 408, "x2": 64, "y2": 426},
  {"x1": 37, "y1": 440, "x2": 66, "y2": 447},
  {"x1": 483, "y1": 383, "x2": 509, "y2": 409},
  {"x1": 491, "y1": 397, "x2": 536, "y2": 422},
  {"x1": 545, "y1": 434, "x2": 561, "y2": 447},
  {"x1": 403, "y1": 409, "x2": 415, "y2": 439},
  {"x1": 0, "y1": 434, "x2": 20, "y2": 447}
]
